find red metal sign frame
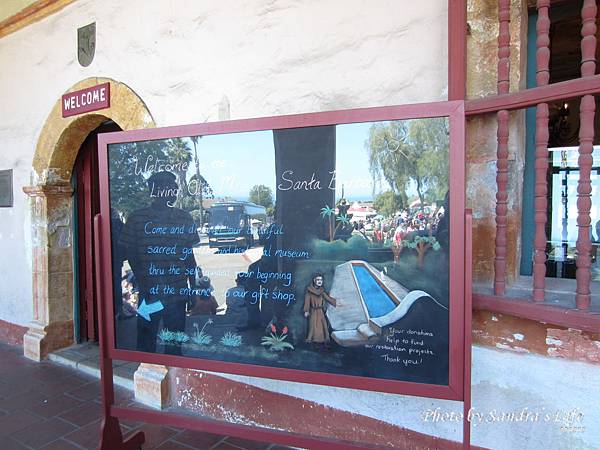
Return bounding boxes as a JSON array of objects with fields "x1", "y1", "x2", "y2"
[
  {"x1": 94, "y1": 100, "x2": 472, "y2": 449},
  {"x1": 97, "y1": 101, "x2": 465, "y2": 398}
]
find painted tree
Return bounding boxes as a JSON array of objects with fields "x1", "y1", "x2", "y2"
[
  {"x1": 367, "y1": 118, "x2": 449, "y2": 208},
  {"x1": 373, "y1": 190, "x2": 403, "y2": 218},
  {"x1": 319, "y1": 204, "x2": 352, "y2": 242},
  {"x1": 249, "y1": 184, "x2": 274, "y2": 209},
  {"x1": 165, "y1": 138, "x2": 192, "y2": 209},
  {"x1": 407, "y1": 118, "x2": 450, "y2": 204},
  {"x1": 108, "y1": 140, "x2": 168, "y2": 219},
  {"x1": 190, "y1": 136, "x2": 204, "y2": 222},
  {"x1": 402, "y1": 235, "x2": 441, "y2": 268},
  {"x1": 320, "y1": 205, "x2": 335, "y2": 241}
]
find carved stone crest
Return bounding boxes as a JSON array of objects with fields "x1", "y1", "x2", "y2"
[{"x1": 77, "y1": 22, "x2": 96, "y2": 67}]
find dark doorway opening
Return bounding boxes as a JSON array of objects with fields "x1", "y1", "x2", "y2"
[{"x1": 73, "y1": 120, "x2": 122, "y2": 342}]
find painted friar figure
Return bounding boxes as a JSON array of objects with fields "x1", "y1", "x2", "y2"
[{"x1": 303, "y1": 272, "x2": 338, "y2": 346}]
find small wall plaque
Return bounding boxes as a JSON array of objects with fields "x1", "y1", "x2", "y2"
[
  {"x1": 78, "y1": 22, "x2": 96, "y2": 67},
  {"x1": 0, "y1": 170, "x2": 13, "y2": 207}
]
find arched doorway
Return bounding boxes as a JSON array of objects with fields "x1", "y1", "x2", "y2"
[
  {"x1": 73, "y1": 120, "x2": 121, "y2": 342},
  {"x1": 23, "y1": 77, "x2": 155, "y2": 360}
]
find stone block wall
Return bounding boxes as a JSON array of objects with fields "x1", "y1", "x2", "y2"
[{"x1": 466, "y1": 0, "x2": 528, "y2": 284}]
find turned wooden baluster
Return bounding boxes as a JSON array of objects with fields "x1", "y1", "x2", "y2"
[
  {"x1": 533, "y1": 0, "x2": 551, "y2": 302},
  {"x1": 494, "y1": 0, "x2": 511, "y2": 296},
  {"x1": 576, "y1": 0, "x2": 597, "y2": 310}
]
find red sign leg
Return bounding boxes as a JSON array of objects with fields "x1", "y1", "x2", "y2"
[
  {"x1": 95, "y1": 214, "x2": 145, "y2": 449},
  {"x1": 100, "y1": 416, "x2": 145, "y2": 450},
  {"x1": 463, "y1": 209, "x2": 473, "y2": 450}
]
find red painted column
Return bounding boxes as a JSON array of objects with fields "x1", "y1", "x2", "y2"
[
  {"x1": 494, "y1": 0, "x2": 511, "y2": 296},
  {"x1": 576, "y1": 0, "x2": 597, "y2": 310},
  {"x1": 533, "y1": 0, "x2": 551, "y2": 302}
]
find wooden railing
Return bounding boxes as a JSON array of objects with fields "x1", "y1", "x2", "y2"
[
  {"x1": 466, "y1": 0, "x2": 599, "y2": 314},
  {"x1": 533, "y1": 0, "x2": 552, "y2": 303},
  {"x1": 493, "y1": 0, "x2": 511, "y2": 297},
  {"x1": 575, "y1": 0, "x2": 597, "y2": 310}
]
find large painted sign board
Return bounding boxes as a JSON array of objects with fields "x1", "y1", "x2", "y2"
[{"x1": 95, "y1": 101, "x2": 470, "y2": 448}]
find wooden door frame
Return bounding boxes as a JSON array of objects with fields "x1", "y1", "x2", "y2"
[{"x1": 74, "y1": 121, "x2": 121, "y2": 342}]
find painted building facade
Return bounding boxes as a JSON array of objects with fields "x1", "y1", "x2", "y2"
[{"x1": 0, "y1": 0, "x2": 598, "y2": 449}]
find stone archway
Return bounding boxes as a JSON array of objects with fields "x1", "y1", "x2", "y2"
[{"x1": 23, "y1": 77, "x2": 155, "y2": 361}]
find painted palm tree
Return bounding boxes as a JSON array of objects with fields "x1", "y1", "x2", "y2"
[
  {"x1": 336, "y1": 214, "x2": 350, "y2": 225},
  {"x1": 166, "y1": 138, "x2": 192, "y2": 209},
  {"x1": 190, "y1": 136, "x2": 203, "y2": 223},
  {"x1": 332, "y1": 213, "x2": 351, "y2": 240},
  {"x1": 320, "y1": 204, "x2": 335, "y2": 241}
]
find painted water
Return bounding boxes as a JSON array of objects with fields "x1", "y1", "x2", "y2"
[{"x1": 351, "y1": 265, "x2": 397, "y2": 318}]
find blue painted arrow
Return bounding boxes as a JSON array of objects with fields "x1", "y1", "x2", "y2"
[{"x1": 137, "y1": 298, "x2": 164, "y2": 321}]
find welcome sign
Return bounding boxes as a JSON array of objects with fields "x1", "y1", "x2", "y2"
[
  {"x1": 98, "y1": 102, "x2": 466, "y2": 398},
  {"x1": 62, "y1": 82, "x2": 110, "y2": 118}
]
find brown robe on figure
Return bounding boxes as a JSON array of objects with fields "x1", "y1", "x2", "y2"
[{"x1": 304, "y1": 285, "x2": 336, "y2": 343}]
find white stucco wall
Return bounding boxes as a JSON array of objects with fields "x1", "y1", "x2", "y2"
[{"x1": 0, "y1": 0, "x2": 448, "y2": 327}]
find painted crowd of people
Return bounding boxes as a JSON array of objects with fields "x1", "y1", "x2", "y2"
[{"x1": 351, "y1": 205, "x2": 446, "y2": 248}]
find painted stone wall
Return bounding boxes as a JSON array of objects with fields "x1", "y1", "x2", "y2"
[
  {"x1": 466, "y1": 0, "x2": 528, "y2": 284},
  {"x1": 0, "y1": 0, "x2": 448, "y2": 327}
]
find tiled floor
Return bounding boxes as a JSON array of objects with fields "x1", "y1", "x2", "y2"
[{"x1": 0, "y1": 342, "x2": 295, "y2": 450}]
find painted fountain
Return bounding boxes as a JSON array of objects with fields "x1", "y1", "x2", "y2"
[{"x1": 326, "y1": 260, "x2": 446, "y2": 346}]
